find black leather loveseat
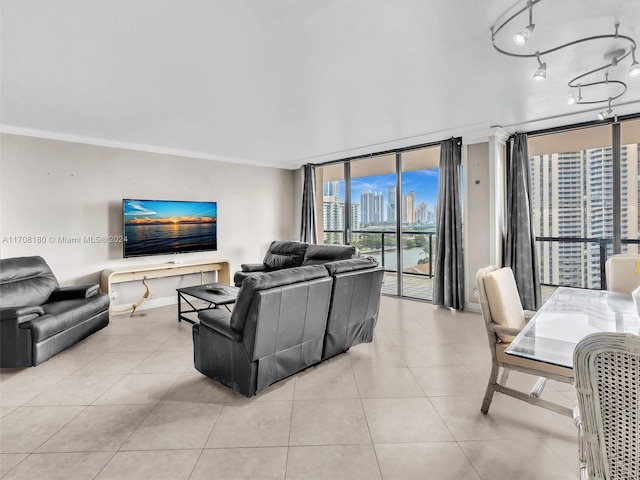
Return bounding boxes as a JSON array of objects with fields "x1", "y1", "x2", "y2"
[
  {"x1": 233, "y1": 241, "x2": 357, "y2": 287},
  {"x1": 194, "y1": 257, "x2": 383, "y2": 396},
  {"x1": 0, "y1": 256, "x2": 110, "y2": 367}
]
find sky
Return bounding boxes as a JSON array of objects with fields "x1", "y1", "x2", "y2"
[
  {"x1": 331, "y1": 170, "x2": 439, "y2": 209},
  {"x1": 123, "y1": 199, "x2": 217, "y2": 224}
]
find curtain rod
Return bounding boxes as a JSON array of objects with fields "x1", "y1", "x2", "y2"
[
  {"x1": 313, "y1": 139, "x2": 443, "y2": 167},
  {"x1": 508, "y1": 112, "x2": 640, "y2": 141}
]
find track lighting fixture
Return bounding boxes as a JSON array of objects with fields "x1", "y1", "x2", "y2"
[
  {"x1": 532, "y1": 52, "x2": 546, "y2": 80},
  {"x1": 491, "y1": 0, "x2": 638, "y2": 118},
  {"x1": 598, "y1": 98, "x2": 613, "y2": 120},
  {"x1": 513, "y1": 1, "x2": 535, "y2": 46},
  {"x1": 568, "y1": 84, "x2": 582, "y2": 106}
]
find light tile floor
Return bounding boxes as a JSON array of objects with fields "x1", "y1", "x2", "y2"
[{"x1": 0, "y1": 297, "x2": 579, "y2": 479}]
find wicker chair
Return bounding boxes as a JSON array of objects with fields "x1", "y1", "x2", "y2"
[
  {"x1": 573, "y1": 332, "x2": 640, "y2": 480},
  {"x1": 476, "y1": 266, "x2": 574, "y2": 416},
  {"x1": 605, "y1": 254, "x2": 640, "y2": 293}
]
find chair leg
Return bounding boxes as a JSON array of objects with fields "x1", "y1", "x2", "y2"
[
  {"x1": 481, "y1": 363, "x2": 500, "y2": 414},
  {"x1": 499, "y1": 366, "x2": 510, "y2": 385}
]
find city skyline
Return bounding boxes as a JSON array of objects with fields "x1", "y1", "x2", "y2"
[{"x1": 325, "y1": 170, "x2": 439, "y2": 211}]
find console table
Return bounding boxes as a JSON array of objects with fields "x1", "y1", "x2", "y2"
[{"x1": 100, "y1": 259, "x2": 230, "y2": 317}]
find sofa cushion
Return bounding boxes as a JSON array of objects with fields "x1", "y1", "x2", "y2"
[
  {"x1": 483, "y1": 267, "x2": 526, "y2": 342},
  {"x1": 230, "y1": 265, "x2": 328, "y2": 332},
  {"x1": 302, "y1": 244, "x2": 357, "y2": 265},
  {"x1": 0, "y1": 256, "x2": 59, "y2": 308},
  {"x1": 262, "y1": 241, "x2": 309, "y2": 270},
  {"x1": 324, "y1": 257, "x2": 379, "y2": 275},
  {"x1": 22, "y1": 294, "x2": 111, "y2": 342}
]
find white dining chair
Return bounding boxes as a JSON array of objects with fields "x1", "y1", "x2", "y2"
[
  {"x1": 605, "y1": 254, "x2": 640, "y2": 293},
  {"x1": 573, "y1": 332, "x2": 640, "y2": 480},
  {"x1": 476, "y1": 266, "x2": 574, "y2": 416}
]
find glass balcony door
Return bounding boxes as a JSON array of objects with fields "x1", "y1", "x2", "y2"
[{"x1": 318, "y1": 144, "x2": 441, "y2": 301}]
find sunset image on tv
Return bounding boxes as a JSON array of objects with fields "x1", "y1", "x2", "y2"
[{"x1": 123, "y1": 199, "x2": 217, "y2": 257}]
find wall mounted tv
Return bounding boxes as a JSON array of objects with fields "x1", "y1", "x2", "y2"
[{"x1": 123, "y1": 199, "x2": 217, "y2": 258}]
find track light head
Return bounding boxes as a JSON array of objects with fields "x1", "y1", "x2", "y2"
[
  {"x1": 630, "y1": 46, "x2": 640, "y2": 77},
  {"x1": 533, "y1": 53, "x2": 546, "y2": 80},
  {"x1": 598, "y1": 99, "x2": 614, "y2": 120},
  {"x1": 568, "y1": 84, "x2": 583, "y2": 105},
  {"x1": 513, "y1": 24, "x2": 535, "y2": 46}
]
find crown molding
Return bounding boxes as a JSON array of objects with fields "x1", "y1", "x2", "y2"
[
  {"x1": 462, "y1": 127, "x2": 510, "y2": 146},
  {"x1": 0, "y1": 125, "x2": 288, "y2": 170}
]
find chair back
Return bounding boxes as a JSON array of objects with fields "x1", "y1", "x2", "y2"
[
  {"x1": 574, "y1": 332, "x2": 640, "y2": 479},
  {"x1": 476, "y1": 266, "x2": 526, "y2": 342},
  {"x1": 262, "y1": 241, "x2": 309, "y2": 270},
  {"x1": 605, "y1": 254, "x2": 640, "y2": 293},
  {"x1": 0, "y1": 256, "x2": 59, "y2": 308}
]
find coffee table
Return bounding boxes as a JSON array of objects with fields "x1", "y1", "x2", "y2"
[{"x1": 176, "y1": 283, "x2": 240, "y2": 324}]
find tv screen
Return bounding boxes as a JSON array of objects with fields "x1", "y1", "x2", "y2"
[{"x1": 123, "y1": 199, "x2": 217, "y2": 258}]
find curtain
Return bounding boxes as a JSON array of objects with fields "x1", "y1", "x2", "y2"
[
  {"x1": 433, "y1": 137, "x2": 465, "y2": 310},
  {"x1": 504, "y1": 133, "x2": 542, "y2": 310},
  {"x1": 300, "y1": 164, "x2": 318, "y2": 244}
]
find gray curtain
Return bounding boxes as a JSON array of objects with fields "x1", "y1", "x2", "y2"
[
  {"x1": 300, "y1": 164, "x2": 318, "y2": 244},
  {"x1": 433, "y1": 137, "x2": 465, "y2": 310},
  {"x1": 504, "y1": 133, "x2": 541, "y2": 310}
]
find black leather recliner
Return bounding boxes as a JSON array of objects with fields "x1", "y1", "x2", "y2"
[
  {"x1": 0, "y1": 256, "x2": 110, "y2": 367},
  {"x1": 233, "y1": 241, "x2": 357, "y2": 286},
  {"x1": 194, "y1": 265, "x2": 333, "y2": 396},
  {"x1": 322, "y1": 257, "x2": 384, "y2": 361}
]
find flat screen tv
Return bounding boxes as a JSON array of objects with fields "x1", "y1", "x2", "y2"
[{"x1": 123, "y1": 199, "x2": 217, "y2": 258}]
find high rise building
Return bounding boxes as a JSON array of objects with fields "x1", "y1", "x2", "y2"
[
  {"x1": 402, "y1": 191, "x2": 415, "y2": 223},
  {"x1": 415, "y1": 201, "x2": 427, "y2": 223},
  {"x1": 323, "y1": 181, "x2": 339, "y2": 198},
  {"x1": 361, "y1": 191, "x2": 384, "y2": 225},
  {"x1": 387, "y1": 186, "x2": 396, "y2": 223},
  {"x1": 530, "y1": 144, "x2": 639, "y2": 289}
]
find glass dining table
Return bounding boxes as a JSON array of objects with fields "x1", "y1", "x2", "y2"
[{"x1": 505, "y1": 286, "x2": 640, "y2": 369}]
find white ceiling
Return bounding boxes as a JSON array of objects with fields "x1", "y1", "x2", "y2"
[{"x1": 2, "y1": 0, "x2": 639, "y2": 169}]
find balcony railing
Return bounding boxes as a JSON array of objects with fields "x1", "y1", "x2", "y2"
[
  {"x1": 324, "y1": 229, "x2": 436, "y2": 277},
  {"x1": 535, "y1": 236, "x2": 640, "y2": 290}
]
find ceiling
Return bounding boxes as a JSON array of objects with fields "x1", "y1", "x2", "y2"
[{"x1": 2, "y1": 0, "x2": 639, "y2": 169}]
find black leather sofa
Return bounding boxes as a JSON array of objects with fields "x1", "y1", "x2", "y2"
[
  {"x1": 0, "y1": 256, "x2": 110, "y2": 367},
  {"x1": 233, "y1": 241, "x2": 357, "y2": 287},
  {"x1": 194, "y1": 257, "x2": 383, "y2": 396}
]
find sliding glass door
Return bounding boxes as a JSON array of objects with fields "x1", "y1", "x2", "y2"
[
  {"x1": 399, "y1": 146, "x2": 440, "y2": 300},
  {"x1": 317, "y1": 144, "x2": 441, "y2": 300},
  {"x1": 350, "y1": 155, "x2": 398, "y2": 296}
]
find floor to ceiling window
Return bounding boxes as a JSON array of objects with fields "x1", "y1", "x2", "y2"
[
  {"x1": 528, "y1": 117, "x2": 640, "y2": 290},
  {"x1": 316, "y1": 143, "x2": 441, "y2": 301}
]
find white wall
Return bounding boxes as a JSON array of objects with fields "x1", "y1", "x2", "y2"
[
  {"x1": 0, "y1": 134, "x2": 296, "y2": 291},
  {"x1": 465, "y1": 142, "x2": 491, "y2": 307}
]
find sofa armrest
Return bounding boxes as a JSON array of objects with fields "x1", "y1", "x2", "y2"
[
  {"x1": 48, "y1": 284, "x2": 100, "y2": 302},
  {"x1": 0, "y1": 305, "x2": 45, "y2": 322},
  {"x1": 198, "y1": 309, "x2": 242, "y2": 342},
  {"x1": 241, "y1": 263, "x2": 268, "y2": 273}
]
